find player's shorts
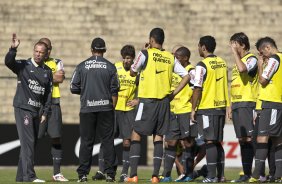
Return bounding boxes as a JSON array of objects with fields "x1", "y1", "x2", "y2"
[
  {"x1": 133, "y1": 97, "x2": 170, "y2": 136},
  {"x1": 38, "y1": 103, "x2": 62, "y2": 138},
  {"x1": 253, "y1": 110, "x2": 261, "y2": 138},
  {"x1": 115, "y1": 109, "x2": 135, "y2": 139},
  {"x1": 165, "y1": 112, "x2": 197, "y2": 140},
  {"x1": 197, "y1": 114, "x2": 225, "y2": 142},
  {"x1": 257, "y1": 108, "x2": 282, "y2": 137},
  {"x1": 232, "y1": 107, "x2": 255, "y2": 138}
]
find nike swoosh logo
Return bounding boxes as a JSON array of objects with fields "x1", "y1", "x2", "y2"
[
  {"x1": 0, "y1": 139, "x2": 21, "y2": 155},
  {"x1": 216, "y1": 76, "x2": 223, "y2": 82},
  {"x1": 156, "y1": 70, "x2": 165, "y2": 74},
  {"x1": 119, "y1": 89, "x2": 127, "y2": 92},
  {"x1": 75, "y1": 138, "x2": 123, "y2": 158},
  {"x1": 231, "y1": 77, "x2": 237, "y2": 82},
  {"x1": 249, "y1": 130, "x2": 254, "y2": 133}
]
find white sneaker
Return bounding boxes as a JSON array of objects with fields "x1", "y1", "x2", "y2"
[
  {"x1": 33, "y1": 178, "x2": 46, "y2": 183},
  {"x1": 175, "y1": 174, "x2": 186, "y2": 182},
  {"x1": 53, "y1": 173, "x2": 69, "y2": 182}
]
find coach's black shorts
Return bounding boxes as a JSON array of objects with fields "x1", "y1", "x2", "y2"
[
  {"x1": 258, "y1": 108, "x2": 282, "y2": 137},
  {"x1": 38, "y1": 103, "x2": 62, "y2": 138},
  {"x1": 133, "y1": 97, "x2": 170, "y2": 136},
  {"x1": 232, "y1": 107, "x2": 254, "y2": 138},
  {"x1": 197, "y1": 114, "x2": 225, "y2": 142},
  {"x1": 165, "y1": 112, "x2": 197, "y2": 140},
  {"x1": 115, "y1": 109, "x2": 135, "y2": 139}
]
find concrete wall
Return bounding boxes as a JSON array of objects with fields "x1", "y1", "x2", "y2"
[{"x1": 1, "y1": 0, "x2": 282, "y2": 123}]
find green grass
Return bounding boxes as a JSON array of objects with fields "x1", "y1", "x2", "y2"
[{"x1": 0, "y1": 166, "x2": 242, "y2": 183}]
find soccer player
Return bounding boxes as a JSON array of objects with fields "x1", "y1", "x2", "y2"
[
  {"x1": 249, "y1": 37, "x2": 282, "y2": 183},
  {"x1": 160, "y1": 46, "x2": 196, "y2": 182},
  {"x1": 115, "y1": 44, "x2": 139, "y2": 181},
  {"x1": 228, "y1": 32, "x2": 258, "y2": 182},
  {"x1": 5, "y1": 34, "x2": 53, "y2": 182},
  {"x1": 92, "y1": 45, "x2": 137, "y2": 182},
  {"x1": 191, "y1": 35, "x2": 229, "y2": 183},
  {"x1": 37, "y1": 38, "x2": 68, "y2": 182},
  {"x1": 126, "y1": 28, "x2": 189, "y2": 183},
  {"x1": 70, "y1": 37, "x2": 119, "y2": 182}
]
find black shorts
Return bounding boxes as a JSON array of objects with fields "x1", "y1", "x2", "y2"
[
  {"x1": 115, "y1": 110, "x2": 135, "y2": 139},
  {"x1": 133, "y1": 97, "x2": 170, "y2": 136},
  {"x1": 165, "y1": 112, "x2": 197, "y2": 140},
  {"x1": 197, "y1": 114, "x2": 225, "y2": 142},
  {"x1": 257, "y1": 108, "x2": 282, "y2": 137},
  {"x1": 38, "y1": 104, "x2": 62, "y2": 138},
  {"x1": 232, "y1": 107, "x2": 254, "y2": 138}
]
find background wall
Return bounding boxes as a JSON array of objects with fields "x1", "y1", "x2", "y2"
[{"x1": 1, "y1": 0, "x2": 282, "y2": 124}]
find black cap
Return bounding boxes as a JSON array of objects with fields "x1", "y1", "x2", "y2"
[{"x1": 91, "y1": 37, "x2": 106, "y2": 51}]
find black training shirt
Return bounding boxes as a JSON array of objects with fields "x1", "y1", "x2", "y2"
[
  {"x1": 5, "y1": 48, "x2": 53, "y2": 116},
  {"x1": 70, "y1": 55, "x2": 119, "y2": 113}
]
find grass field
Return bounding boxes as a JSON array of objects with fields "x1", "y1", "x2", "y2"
[{"x1": 0, "y1": 166, "x2": 243, "y2": 183}]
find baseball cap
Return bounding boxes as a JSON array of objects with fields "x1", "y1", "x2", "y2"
[{"x1": 91, "y1": 37, "x2": 106, "y2": 50}]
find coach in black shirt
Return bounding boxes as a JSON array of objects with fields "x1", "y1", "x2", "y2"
[
  {"x1": 70, "y1": 37, "x2": 119, "y2": 182},
  {"x1": 5, "y1": 34, "x2": 53, "y2": 182}
]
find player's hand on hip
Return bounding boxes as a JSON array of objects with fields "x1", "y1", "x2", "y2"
[
  {"x1": 127, "y1": 98, "x2": 139, "y2": 107},
  {"x1": 11, "y1": 33, "x2": 20, "y2": 49},
  {"x1": 40, "y1": 115, "x2": 47, "y2": 124}
]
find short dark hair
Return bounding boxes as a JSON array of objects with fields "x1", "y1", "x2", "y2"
[
  {"x1": 149, "y1": 28, "x2": 165, "y2": 45},
  {"x1": 34, "y1": 41, "x2": 48, "y2": 52},
  {"x1": 230, "y1": 32, "x2": 250, "y2": 51},
  {"x1": 175, "y1": 46, "x2": 191, "y2": 60},
  {"x1": 255, "y1": 36, "x2": 277, "y2": 50},
  {"x1": 91, "y1": 37, "x2": 106, "y2": 53},
  {"x1": 199, "y1": 35, "x2": 216, "y2": 53},
  {"x1": 121, "y1": 45, "x2": 135, "y2": 59}
]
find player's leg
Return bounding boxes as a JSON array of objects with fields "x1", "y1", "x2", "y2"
[
  {"x1": 232, "y1": 108, "x2": 254, "y2": 182},
  {"x1": 15, "y1": 108, "x2": 40, "y2": 182},
  {"x1": 47, "y1": 104, "x2": 68, "y2": 181},
  {"x1": 97, "y1": 110, "x2": 116, "y2": 182},
  {"x1": 250, "y1": 108, "x2": 271, "y2": 182},
  {"x1": 117, "y1": 110, "x2": 135, "y2": 181},
  {"x1": 77, "y1": 112, "x2": 96, "y2": 182},
  {"x1": 126, "y1": 130, "x2": 141, "y2": 182}
]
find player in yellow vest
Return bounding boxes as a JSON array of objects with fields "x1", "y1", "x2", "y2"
[
  {"x1": 160, "y1": 46, "x2": 196, "y2": 182},
  {"x1": 249, "y1": 37, "x2": 282, "y2": 182},
  {"x1": 191, "y1": 36, "x2": 229, "y2": 183},
  {"x1": 228, "y1": 32, "x2": 258, "y2": 183},
  {"x1": 37, "y1": 38, "x2": 68, "y2": 182},
  {"x1": 115, "y1": 45, "x2": 139, "y2": 182},
  {"x1": 126, "y1": 28, "x2": 189, "y2": 183}
]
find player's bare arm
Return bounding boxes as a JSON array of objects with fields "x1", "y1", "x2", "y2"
[
  {"x1": 230, "y1": 41, "x2": 247, "y2": 73},
  {"x1": 190, "y1": 87, "x2": 202, "y2": 122},
  {"x1": 170, "y1": 74, "x2": 190, "y2": 100},
  {"x1": 257, "y1": 54, "x2": 269, "y2": 87}
]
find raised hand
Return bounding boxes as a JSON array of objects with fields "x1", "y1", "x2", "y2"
[{"x1": 11, "y1": 33, "x2": 20, "y2": 49}]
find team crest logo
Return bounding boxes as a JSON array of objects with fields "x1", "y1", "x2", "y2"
[{"x1": 24, "y1": 115, "x2": 29, "y2": 125}]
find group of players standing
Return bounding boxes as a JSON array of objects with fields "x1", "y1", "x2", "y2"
[
  {"x1": 85, "y1": 28, "x2": 282, "y2": 183},
  {"x1": 5, "y1": 27, "x2": 282, "y2": 183},
  {"x1": 71, "y1": 27, "x2": 282, "y2": 183}
]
